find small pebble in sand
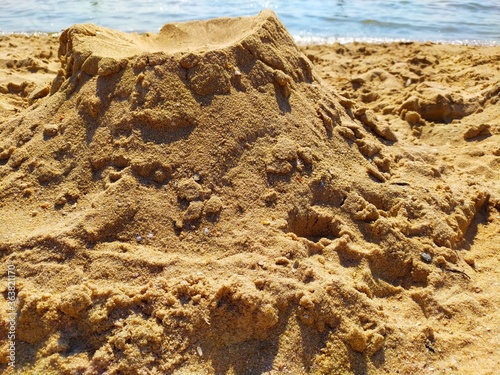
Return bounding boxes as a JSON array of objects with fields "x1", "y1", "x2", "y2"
[
  {"x1": 420, "y1": 252, "x2": 432, "y2": 263},
  {"x1": 43, "y1": 124, "x2": 59, "y2": 138}
]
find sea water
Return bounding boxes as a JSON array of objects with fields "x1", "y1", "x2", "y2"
[{"x1": 0, "y1": 0, "x2": 499, "y2": 44}]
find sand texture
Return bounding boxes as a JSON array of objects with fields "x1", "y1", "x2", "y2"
[{"x1": 1, "y1": 10, "x2": 499, "y2": 375}]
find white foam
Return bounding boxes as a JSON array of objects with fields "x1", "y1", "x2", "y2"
[{"x1": 293, "y1": 34, "x2": 500, "y2": 46}]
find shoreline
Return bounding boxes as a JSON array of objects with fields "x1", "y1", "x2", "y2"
[{"x1": 1, "y1": 30, "x2": 499, "y2": 47}]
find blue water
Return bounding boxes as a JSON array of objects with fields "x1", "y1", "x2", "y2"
[{"x1": 1, "y1": 0, "x2": 499, "y2": 44}]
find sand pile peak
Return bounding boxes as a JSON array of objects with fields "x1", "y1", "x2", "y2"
[
  {"x1": 55, "y1": 9, "x2": 314, "y2": 92},
  {"x1": 0, "y1": 11, "x2": 490, "y2": 375}
]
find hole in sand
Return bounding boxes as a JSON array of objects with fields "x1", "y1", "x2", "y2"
[{"x1": 286, "y1": 207, "x2": 340, "y2": 242}]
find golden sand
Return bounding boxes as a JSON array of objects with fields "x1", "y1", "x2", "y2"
[{"x1": 0, "y1": 10, "x2": 499, "y2": 375}]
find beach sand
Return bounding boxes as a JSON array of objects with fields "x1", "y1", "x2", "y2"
[{"x1": 0, "y1": 11, "x2": 499, "y2": 375}]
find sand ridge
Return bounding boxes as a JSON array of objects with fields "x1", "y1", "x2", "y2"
[{"x1": 0, "y1": 10, "x2": 499, "y2": 375}]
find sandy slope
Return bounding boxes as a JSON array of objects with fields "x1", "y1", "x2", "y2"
[
  {"x1": 0, "y1": 11, "x2": 499, "y2": 375},
  {"x1": 302, "y1": 41, "x2": 500, "y2": 375}
]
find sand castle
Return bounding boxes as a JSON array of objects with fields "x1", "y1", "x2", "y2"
[{"x1": 0, "y1": 10, "x2": 494, "y2": 374}]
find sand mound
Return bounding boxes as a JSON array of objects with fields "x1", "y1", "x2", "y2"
[{"x1": 0, "y1": 11, "x2": 492, "y2": 375}]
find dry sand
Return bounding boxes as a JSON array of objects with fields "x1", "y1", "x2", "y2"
[{"x1": 0, "y1": 10, "x2": 499, "y2": 375}]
